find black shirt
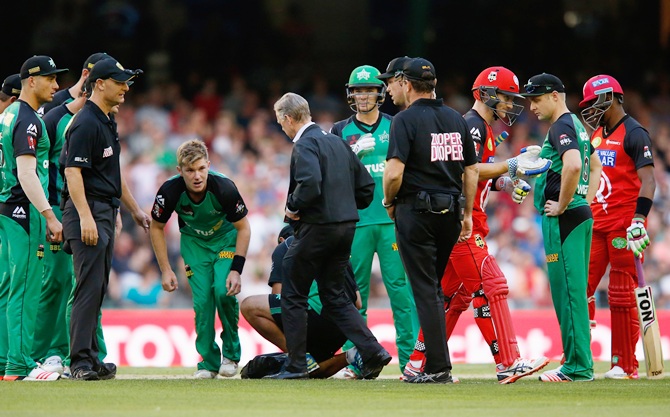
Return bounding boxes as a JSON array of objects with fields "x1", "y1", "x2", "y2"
[
  {"x1": 386, "y1": 98, "x2": 477, "y2": 197},
  {"x1": 61, "y1": 100, "x2": 121, "y2": 200}
]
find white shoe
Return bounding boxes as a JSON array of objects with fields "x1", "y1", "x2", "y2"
[
  {"x1": 23, "y1": 366, "x2": 61, "y2": 381},
  {"x1": 604, "y1": 365, "x2": 639, "y2": 380},
  {"x1": 41, "y1": 356, "x2": 64, "y2": 375},
  {"x1": 219, "y1": 358, "x2": 238, "y2": 377},
  {"x1": 193, "y1": 369, "x2": 217, "y2": 379},
  {"x1": 497, "y1": 356, "x2": 550, "y2": 384}
]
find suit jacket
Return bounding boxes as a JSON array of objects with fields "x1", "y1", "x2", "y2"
[{"x1": 286, "y1": 124, "x2": 374, "y2": 224}]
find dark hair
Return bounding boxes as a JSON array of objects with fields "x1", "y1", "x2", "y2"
[{"x1": 408, "y1": 78, "x2": 436, "y2": 94}]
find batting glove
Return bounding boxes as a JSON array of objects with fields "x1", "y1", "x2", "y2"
[
  {"x1": 498, "y1": 177, "x2": 531, "y2": 204},
  {"x1": 507, "y1": 145, "x2": 552, "y2": 179},
  {"x1": 627, "y1": 219, "x2": 650, "y2": 258},
  {"x1": 351, "y1": 133, "x2": 375, "y2": 157}
]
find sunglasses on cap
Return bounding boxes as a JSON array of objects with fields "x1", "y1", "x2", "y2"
[{"x1": 523, "y1": 83, "x2": 553, "y2": 94}]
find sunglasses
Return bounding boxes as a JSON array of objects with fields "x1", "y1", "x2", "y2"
[{"x1": 524, "y1": 83, "x2": 553, "y2": 94}]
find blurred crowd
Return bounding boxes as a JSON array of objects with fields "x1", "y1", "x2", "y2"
[{"x1": 96, "y1": 73, "x2": 670, "y2": 310}]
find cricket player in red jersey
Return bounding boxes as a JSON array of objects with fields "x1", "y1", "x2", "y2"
[
  {"x1": 580, "y1": 75, "x2": 655, "y2": 379},
  {"x1": 404, "y1": 67, "x2": 550, "y2": 383}
]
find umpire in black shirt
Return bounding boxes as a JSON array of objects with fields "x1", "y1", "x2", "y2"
[
  {"x1": 382, "y1": 58, "x2": 479, "y2": 383},
  {"x1": 61, "y1": 58, "x2": 150, "y2": 381},
  {"x1": 269, "y1": 92, "x2": 392, "y2": 379}
]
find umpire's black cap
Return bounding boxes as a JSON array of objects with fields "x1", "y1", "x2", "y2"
[
  {"x1": 89, "y1": 58, "x2": 143, "y2": 83},
  {"x1": 20, "y1": 55, "x2": 69, "y2": 79},
  {"x1": 377, "y1": 56, "x2": 411, "y2": 80},
  {"x1": 402, "y1": 57, "x2": 436, "y2": 81},
  {"x1": 1, "y1": 74, "x2": 21, "y2": 97},
  {"x1": 278, "y1": 225, "x2": 294, "y2": 243},
  {"x1": 521, "y1": 73, "x2": 565, "y2": 97}
]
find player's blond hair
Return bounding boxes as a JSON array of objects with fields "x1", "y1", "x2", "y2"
[
  {"x1": 177, "y1": 139, "x2": 209, "y2": 167},
  {"x1": 273, "y1": 92, "x2": 311, "y2": 123}
]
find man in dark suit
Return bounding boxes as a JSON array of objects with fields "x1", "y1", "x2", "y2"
[{"x1": 268, "y1": 92, "x2": 391, "y2": 380}]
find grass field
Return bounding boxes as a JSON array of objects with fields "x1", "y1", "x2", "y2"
[{"x1": 1, "y1": 361, "x2": 669, "y2": 417}]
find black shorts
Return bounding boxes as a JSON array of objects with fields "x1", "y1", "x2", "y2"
[{"x1": 268, "y1": 294, "x2": 346, "y2": 362}]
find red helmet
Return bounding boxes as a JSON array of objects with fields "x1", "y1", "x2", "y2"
[
  {"x1": 472, "y1": 66, "x2": 524, "y2": 126},
  {"x1": 579, "y1": 74, "x2": 624, "y2": 108}
]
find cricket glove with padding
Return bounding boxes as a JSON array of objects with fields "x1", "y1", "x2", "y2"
[
  {"x1": 507, "y1": 145, "x2": 552, "y2": 179},
  {"x1": 351, "y1": 133, "x2": 375, "y2": 157},
  {"x1": 627, "y1": 219, "x2": 650, "y2": 258}
]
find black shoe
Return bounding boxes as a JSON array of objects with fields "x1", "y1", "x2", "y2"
[
  {"x1": 71, "y1": 367, "x2": 99, "y2": 381},
  {"x1": 262, "y1": 371, "x2": 309, "y2": 380},
  {"x1": 94, "y1": 362, "x2": 117, "y2": 380},
  {"x1": 403, "y1": 371, "x2": 453, "y2": 384},
  {"x1": 360, "y1": 349, "x2": 392, "y2": 380}
]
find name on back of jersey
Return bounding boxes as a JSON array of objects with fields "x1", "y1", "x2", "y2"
[
  {"x1": 431, "y1": 132, "x2": 464, "y2": 162},
  {"x1": 596, "y1": 149, "x2": 616, "y2": 167}
]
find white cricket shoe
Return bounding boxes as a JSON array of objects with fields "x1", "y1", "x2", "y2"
[
  {"x1": 41, "y1": 356, "x2": 64, "y2": 375},
  {"x1": 604, "y1": 366, "x2": 639, "y2": 380},
  {"x1": 497, "y1": 356, "x2": 550, "y2": 384},
  {"x1": 23, "y1": 366, "x2": 61, "y2": 381},
  {"x1": 218, "y1": 358, "x2": 238, "y2": 377},
  {"x1": 193, "y1": 369, "x2": 217, "y2": 379}
]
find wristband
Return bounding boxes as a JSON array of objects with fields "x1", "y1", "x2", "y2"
[
  {"x1": 635, "y1": 197, "x2": 653, "y2": 218},
  {"x1": 382, "y1": 198, "x2": 395, "y2": 208},
  {"x1": 231, "y1": 255, "x2": 246, "y2": 274}
]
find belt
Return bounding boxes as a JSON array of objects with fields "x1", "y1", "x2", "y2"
[{"x1": 87, "y1": 195, "x2": 121, "y2": 208}]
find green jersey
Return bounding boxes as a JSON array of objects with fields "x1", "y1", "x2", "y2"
[
  {"x1": 331, "y1": 112, "x2": 392, "y2": 226},
  {"x1": 42, "y1": 103, "x2": 74, "y2": 206},
  {"x1": 534, "y1": 113, "x2": 592, "y2": 214},
  {"x1": 151, "y1": 171, "x2": 248, "y2": 244},
  {"x1": 0, "y1": 100, "x2": 50, "y2": 204}
]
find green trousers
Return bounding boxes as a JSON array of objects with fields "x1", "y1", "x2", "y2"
[
  {"x1": 542, "y1": 210, "x2": 594, "y2": 380},
  {"x1": 181, "y1": 234, "x2": 240, "y2": 372},
  {"x1": 347, "y1": 224, "x2": 418, "y2": 372},
  {"x1": 0, "y1": 205, "x2": 45, "y2": 376}
]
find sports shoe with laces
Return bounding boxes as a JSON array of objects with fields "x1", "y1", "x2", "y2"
[
  {"x1": 219, "y1": 357, "x2": 238, "y2": 377},
  {"x1": 194, "y1": 369, "x2": 217, "y2": 379},
  {"x1": 71, "y1": 366, "x2": 99, "y2": 381},
  {"x1": 22, "y1": 365, "x2": 61, "y2": 381},
  {"x1": 538, "y1": 366, "x2": 573, "y2": 382},
  {"x1": 497, "y1": 356, "x2": 550, "y2": 384},
  {"x1": 345, "y1": 348, "x2": 363, "y2": 378},
  {"x1": 603, "y1": 365, "x2": 639, "y2": 380},
  {"x1": 94, "y1": 362, "x2": 117, "y2": 380},
  {"x1": 305, "y1": 353, "x2": 320, "y2": 374},
  {"x1": 41, "y1": 355, "x2": 64, "y2": 375},
  {"x1": 402, "y1": 361, "x2": 423, "y2": 380},
  {"x1": 403, "y1": 371, "x2": 453, "y2": 384}
]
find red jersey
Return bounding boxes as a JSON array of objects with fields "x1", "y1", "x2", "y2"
[
  {"x1": 591, "y1": 115, "x2": 653, "y2": 232},
  {"x1": 464, "y1": 109, "x2": 496, "y2": 237}
]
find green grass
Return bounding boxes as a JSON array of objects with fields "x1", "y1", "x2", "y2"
[{"x1": 1, "y1": 362, "x2": 669, "y2": 417}]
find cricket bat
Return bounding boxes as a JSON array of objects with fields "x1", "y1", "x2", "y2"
[{"x1": 634, "y1": 256, "x2": 664, "y2": 379}]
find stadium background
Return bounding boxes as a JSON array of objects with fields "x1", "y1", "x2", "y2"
[{"x1": 3, "y1": 0, "x2": 670, "y2": 313}]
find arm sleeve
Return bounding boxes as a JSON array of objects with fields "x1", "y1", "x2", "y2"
[
  {"x1": 268, "y1": 241, "x2": 289, "y2": 287},
  {"x1": 151, "y1": 180, "x2": 178, "y2": 223},
  {"x1": 386, "y1": 113, "x2": 413, "y2": 163},
  {"x1": 65, "y1": 121, "x2": 96, "y2": 169},
  {"x1": 287, "y1": 138, "x2": 322, "y2": 210},
  {"x1": 211, "y1": 176, "x2": 248, "y2": 223},
  {"x1": 460, "y1": 116, "x2": 478, "y2": 167},
  {"x1": 11, "y1": 115, "x2": 40, "y2": 158},
  {"x1": 548, "y1": 119, "x2": 580, "y2": 157},
  {"x1": 464, "y1": 115, "x2": 486, "y2": 164},
  {"x1": 624, "y1": 127, "x2": 655, "y2": 170}
]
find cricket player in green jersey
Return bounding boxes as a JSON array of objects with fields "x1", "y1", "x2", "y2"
[
  {"x1": 150, "y1": 139, "x2": 250, "y2": 379},
  {"x1": 331, "y1": 65, "x2": 418, "y2": 374},
  {"x1": 522, "y1": 73, "x2": 602, "y2": 382}
]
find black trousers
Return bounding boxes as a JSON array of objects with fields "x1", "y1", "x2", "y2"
[
  {"x1": 280, "y1": 221, "x2": 382, "y2": 373},
  {"x1": 62, "y1": 199, "x2": 116, "y2": 371},
  {"x1": 394, "y1": 202, "x2": 461, "y2": 374}
]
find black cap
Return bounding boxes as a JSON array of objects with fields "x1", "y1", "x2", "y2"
[
  {"x1": 1, "y1": 74, "x2": 22, "y2": 97},
  {"x1": 377, "y1": 56, "x2": 411, "y2": 80},
  {"x1": 83, "y1": 52, "x2": 111, "y2": 70},
  {"x1": 20, "y1": 55, "x2": 68, "y2": 79},
  {"x1": 402, "y1": 57, "x2": 436, "y2": 81},
  {"x1": 278, "y1": 225, "x2": 294, "y2": 243},
  {"x1": 88, "y1": 58, "x2": 143, "y2": 83},
  {"x1": 521, "y1": 73, "x2": 565, "y2": 97}
]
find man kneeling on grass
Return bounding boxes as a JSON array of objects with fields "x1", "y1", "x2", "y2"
[{"x1": 240, "y1": 226, "x2": 366, "y2": 379}]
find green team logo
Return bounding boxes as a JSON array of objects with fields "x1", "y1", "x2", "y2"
[{"x1": 611, "y1": 237, "x2": 627, "y2": 249}]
